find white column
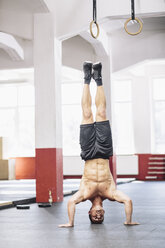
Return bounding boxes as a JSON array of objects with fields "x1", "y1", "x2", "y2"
[
  {"x1": 132, "y1": 76, "x2": 152, "y2": 153},
  {"x1": 34, "y1": 13, "x2": 63, "y2": 203},
  {"x1": 34, "y1": 13, "x2": 62, "y2": 149}
]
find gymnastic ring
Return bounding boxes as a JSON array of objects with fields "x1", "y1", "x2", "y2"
[
  {"x1": 90, "y1": 20, "x2": 100, "y2": 39},
  {"x1": 124, "y1": 17, "x2": 143, "y2": 36}
]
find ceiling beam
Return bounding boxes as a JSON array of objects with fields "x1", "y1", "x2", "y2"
[{"x1": 0, "y1": 32, "x2": 24, "y2": 61}]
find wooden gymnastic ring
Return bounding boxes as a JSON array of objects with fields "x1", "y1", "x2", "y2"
[
  {"x1": 124, "y1": 17, "x2": 143, "y2": 35},
  {"x1": 90, "y1": 20, "x2": 100, "y2": 39}
]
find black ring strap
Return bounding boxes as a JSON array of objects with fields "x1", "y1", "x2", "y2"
[
  {"x1": 93, "y1": 0, "x2": 97, "y2": 23},
  {"x1": 131, "y1": 0, "x2": 135, "y2": 20}
]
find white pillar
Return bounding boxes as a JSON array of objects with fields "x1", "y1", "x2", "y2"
[
  {"x1": 132, "y1": 76, "x2": 151, "y2": 153},
  {"x1": 34, "y1": 13, "x2": 63, "y2": 203}
]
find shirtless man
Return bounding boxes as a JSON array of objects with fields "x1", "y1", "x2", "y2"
[{"x1": 59, "y1": 62, "x2": 139, "y2": 227}]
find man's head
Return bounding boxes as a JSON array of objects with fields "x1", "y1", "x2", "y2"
[{"x1": 88, "y1": 205, "x2": 105, "y2": 224}]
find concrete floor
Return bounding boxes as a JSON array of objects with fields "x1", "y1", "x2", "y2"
[
  {"x1": 0, "y1": 179, "x2": 80, "y2": 203},
  {"x1": 0, "y1": 181, "x2": 165, "y2": 248},
  {"x1": 0, "y1": 178, "x2": 135, "y2": 203}
]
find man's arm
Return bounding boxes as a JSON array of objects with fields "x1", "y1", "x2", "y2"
[
  {"x1": 58, "y1": 190, "x2": 84, "y2": 228},
  {"x1": 113, "y1": 190, "x2": 140, "y2": 225}
]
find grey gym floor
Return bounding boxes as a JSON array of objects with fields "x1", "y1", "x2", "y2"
[
  {"x1": 0, "y1": 179, "x2": 81, "y2": 202},
  {"x1": 0, "y1": 178, "x2": 134, "y2": 203},
  {"x1": 0, "y1": 181, "x2": 165, "y2": 248}
]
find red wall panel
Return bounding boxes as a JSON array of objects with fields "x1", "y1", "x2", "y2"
[{"x1": 15, "y1": 157, "x2": 36, "y2": 179}]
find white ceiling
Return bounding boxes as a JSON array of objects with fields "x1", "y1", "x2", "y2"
[
  {"x1": 112, "y1": 59, "x2": 165, "y2": 78},
  {"x1": 0, "y1": 0, "x2": 165, "y2": 72},
  {"x1": 0, "y1": 0, "x2": 48, "y2": 13},
  {"x1": 102, "y1": 16, "x2": 165, "y2": 34}
]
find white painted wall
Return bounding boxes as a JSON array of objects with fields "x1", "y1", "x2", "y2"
[
  {"x1": 63, "y1": 155, "x2": 139, "y2": 176},
  {"x1": 0, "y1": 39, "x2": 33, "y2": 70},
  {"x1": 62, "y1": 36, "x2": 95, "y2": 70},
  {"x1": 132, "y1": 76, "x2": 152, "y2": 153},
  {"x1": 116, "y1": 155, "x2": 138, "y2": 175},
  {"x1": 63, "y1": 156, "x2": 84, "y2": 175},
  {"x1": 0, "y1": 9, "x2": 33, "y2": 40},
  {"x1": 8, "y1": 158, "x2": 16, "y2": 180},
  {"x1": 112, "y1": 61, "x2": 165, "y2": 155},
  {"x1": 110, "y1": 30, "x2": 165, "y2": 73}
]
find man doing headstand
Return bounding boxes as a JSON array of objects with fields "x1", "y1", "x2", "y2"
[{"x1": 59, "y1": 62, "x2": 139, "y2": 227}]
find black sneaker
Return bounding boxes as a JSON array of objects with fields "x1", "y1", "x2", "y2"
[
  {"x1": 92, "y1": 62, "x2": 102, "y2": 86},
  {"x1": 83, "y1": 61, "x2": 93, "y2": 84}
]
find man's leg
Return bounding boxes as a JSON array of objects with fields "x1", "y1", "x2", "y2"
[
  {"x1": 93, "y1": 62, "x2": 107, "y2": 122},
  {"x1": 81, "y1": 84, "x2": 93, "y2": 124},
  {"x1": 95, "y1": 85, "x2": 107, "y2": 122},
  {"x1": 81, "y1": 62, "x2": 93, "y2": 124}
]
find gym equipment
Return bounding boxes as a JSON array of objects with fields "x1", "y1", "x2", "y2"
[
  {"x1": 0, "y1": 201, "x2": 14, "y2": 210},
  {"x1": 90, "y1": 0, "x2": 100, "y2": 39},
  {"x1": 38, "y1": 203, "x2": 52, "y2": 208},
  {"x1": 16, "y1": 205, "x2": 30, "y2": 210},
  {"x1": 124, "y1": 0, "x2": 143, "y2": 35},
  {"x1": 38, "y1": 190, "x2": 53, "y2": 208}
]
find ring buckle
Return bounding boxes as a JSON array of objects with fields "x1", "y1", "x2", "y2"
[
  {"x1": 90, "y1": 20, "x2": 100, "y2": 39},
  {"x1": 124, "y1": 17, "x2": 143, "y2": 35}
]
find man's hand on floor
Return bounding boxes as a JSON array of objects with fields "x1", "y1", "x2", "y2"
[{"x1": 58, "y1": 223, "x2": 74, "y2": 228}]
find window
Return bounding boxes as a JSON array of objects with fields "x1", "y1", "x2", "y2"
[
  {"x1": 113, "y1": 80, "x2": 134, "y2": 154},
  {"x1": 152, "y1": 78, "x2": 165, "y2": 153},
  {"x1": 0, "y1": 81, "x2": 35, "y2": 158},
  {"x1": 0, "y1": 109, "x2": 16, "y2": 137},
  {"x1": 0, "y1": 86, "x2": 17, "y2": 107},
  {"x1": 62, "y1": 105, "x2": 81, "y2": 156}
]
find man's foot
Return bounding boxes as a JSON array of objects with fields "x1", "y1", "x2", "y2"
[
  {"x1": 92, "y1": 62, "x2": 102, "y2": 86},
  {"x1": 124, "y1": 221, "x2": 140, "y2": 225},
  {"x1": 83, "y1": 61, "x2": 93, "y2": 84},
  {"x1": 58, "y1": 223, "x2": 74, "y2": 228}
]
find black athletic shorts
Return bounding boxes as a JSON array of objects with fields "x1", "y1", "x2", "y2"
[{"x1": 80, "y1": 120, "x2": 113, "y2": 161}]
